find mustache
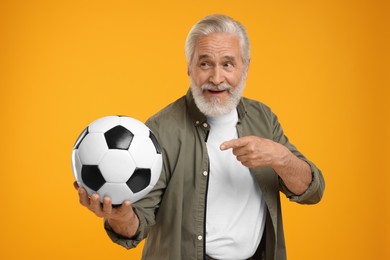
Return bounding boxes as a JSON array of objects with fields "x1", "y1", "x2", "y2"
[{"x1": 201, "y1": 83, "x2": 232, "y2": 91}]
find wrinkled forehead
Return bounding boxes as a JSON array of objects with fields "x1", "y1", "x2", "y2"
[{"x1": 193, "y1": 33, "x2": 242, "y2": 62}]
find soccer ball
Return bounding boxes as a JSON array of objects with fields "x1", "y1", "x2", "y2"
[{"x1": 71, "y1": 115, "x2": 162, "y2": 205}]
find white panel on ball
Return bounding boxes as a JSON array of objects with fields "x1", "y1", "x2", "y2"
[
  {"x1": 99, "y1": 150, "x2": 136, "y2": 183},
  {"x1": 78, "y1": 133, "x2": 108, "y2": 165},
  {"x1": 99, "y1": 183, "x2": 133, "y2": 204},
  {"x1": 88, "y1": 116, "x2": 120, "y2": 133},
  {"x1": 71, "y1": 150, "x2": 82, "y2": 183},
  {"x1": 128, "y1": 135, "x2": 157, "y2": 168}
]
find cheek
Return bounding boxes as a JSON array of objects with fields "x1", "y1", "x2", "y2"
[
  {"x1": 227, "y1": 74, "x2": 241, "y2": 86},
  {"x1": 190, "y1": 71, "x2": 209, "y2": 86},
  {"x1": 226, "y1": 73, "x2": 245, "y2": 90}
]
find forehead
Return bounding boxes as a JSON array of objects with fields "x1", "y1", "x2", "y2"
[{"x1": 194, "y1": 33, "x2": 241, "y2": 61}]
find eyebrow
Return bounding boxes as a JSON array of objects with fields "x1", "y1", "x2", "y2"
[
  {"x1": 198, "y1": 54, "x2": 212, "y2": 61},
  {"x1": 197, "y1": 54, "x2": 237, "y2": 62},
  {"x1": 222, "y1": 56, "x2": 236, "y2": 62}
]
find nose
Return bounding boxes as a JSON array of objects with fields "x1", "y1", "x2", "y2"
[{"x1": 209, "y1": 67, "x2": 225, "y2": 85}]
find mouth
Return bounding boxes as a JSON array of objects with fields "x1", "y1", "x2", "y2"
[{"x1": 206, "y1": 89, "x2": 227, "y2": 95}]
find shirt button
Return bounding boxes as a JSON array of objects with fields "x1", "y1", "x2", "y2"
[
  {"x1": 197, "y1": 235, "x2": 203, "y2": 241},
  {"x1": 195, "y1": 121, "x2": 200, "y2": 125},
  {"x1": 203, "y1": 171, "x2": 208, "y2": 176},
  {"x1": 203, "y1": 123, "x2": 208, "y2": 128}
]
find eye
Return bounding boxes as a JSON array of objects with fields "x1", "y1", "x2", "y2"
[
  {"x1": 199, "y1": 62, "x2": 211, "y2": 69},
  {"x1": 223, "y1": 62, "x2": 234, "y2": 70}
]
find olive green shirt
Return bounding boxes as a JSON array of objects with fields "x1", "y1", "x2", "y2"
[{"x1": 104, "y1": 90, "x2": 325, "y2": 260}]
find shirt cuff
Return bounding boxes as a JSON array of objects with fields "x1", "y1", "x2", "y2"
[
  {"x1": 281, "y1": 159, "x2": 324, "y2": 204},
  {"x1": 103, "y1": 207, "x2": 146, "y2": 249}
]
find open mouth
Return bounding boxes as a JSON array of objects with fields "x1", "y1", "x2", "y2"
[{"x1": 207, "y1": 89, "x2": 226, "y2": 94}]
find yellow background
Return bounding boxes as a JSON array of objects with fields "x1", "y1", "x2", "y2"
[{"x1": 1, "y1": 0, "x2": 388, "y2": 259}]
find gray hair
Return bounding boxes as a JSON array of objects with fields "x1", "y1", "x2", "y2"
[{"x1": 185, "y1": 14, "x2": 251, "y2": 66}]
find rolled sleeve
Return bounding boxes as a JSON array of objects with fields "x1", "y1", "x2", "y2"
[{"x1": 280, "y1": 159, "x2": 325, "y2": 204}]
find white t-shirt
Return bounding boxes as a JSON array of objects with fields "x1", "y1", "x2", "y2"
[{"x1": 206, "y1": 109, "x2": 266, "y2": 260}]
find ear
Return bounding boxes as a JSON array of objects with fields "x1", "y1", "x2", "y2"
[{"x1": 243, "y1": 59, "x2": 250, "y2": 79}]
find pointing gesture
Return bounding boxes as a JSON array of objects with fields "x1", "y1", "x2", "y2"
[
  {"x1": 220, "y1": 136, "x2": 312, "y2": 195},
  {"x1": 220, "y1": 136, "x2": 290, "y2": 169}
]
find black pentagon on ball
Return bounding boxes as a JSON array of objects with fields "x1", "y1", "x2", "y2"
[
  {"x1": 81, "y1": 165, "x2": 106, "y2": 191},
  {"x1": 74, "y1": 127, "x2": 89, "y2": 149},
  {"x1": 126, "y1": 168, "x2": 151, "y2": 193},
  {"x1": 104, "y1": 125, "x2": 134, "y2": 150},
  {"x1": 149, "y1": 131, "x2": 162, "y2": 154}
]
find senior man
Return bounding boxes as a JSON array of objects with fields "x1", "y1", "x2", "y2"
[{"x1": 75, "y1": 14, "x2": 325, "y2": 260}]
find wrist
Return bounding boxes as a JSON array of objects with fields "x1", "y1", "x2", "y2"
[
  {"x1": 272, "y1": 144, "x2": 293, "y2": 171},
  {"x1": 107, "y1": 210, "x2": 139, "y2": 238}
]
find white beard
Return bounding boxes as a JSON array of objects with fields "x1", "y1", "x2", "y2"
[{"x1": 190, "y1": 77, "x2": 246, "y2": 117}]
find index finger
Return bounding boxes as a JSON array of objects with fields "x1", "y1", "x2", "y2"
[{"x1": 220, "y1": 138, "x2": 249, "y2": 150}]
